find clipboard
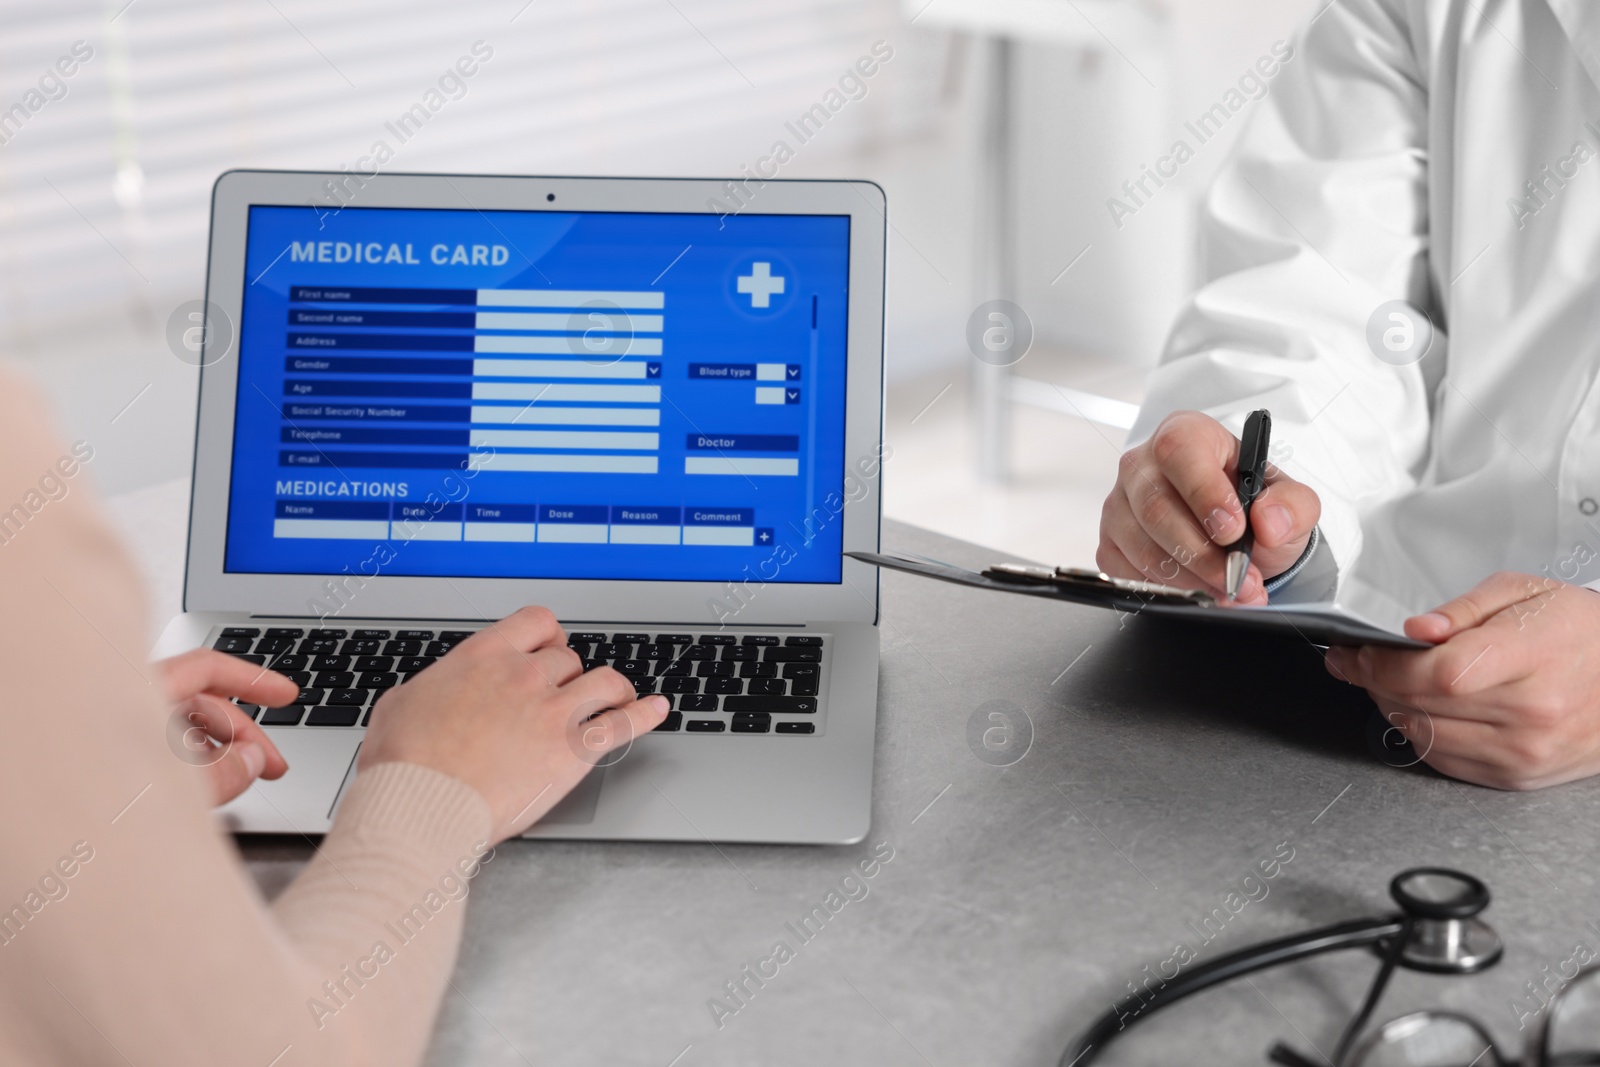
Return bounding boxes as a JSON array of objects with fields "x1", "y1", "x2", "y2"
[{"x1": 847, "y1": 551, "x2": 1430, "y2": 650}]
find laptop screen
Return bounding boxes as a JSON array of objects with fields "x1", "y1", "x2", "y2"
[{"x1": 222, "y1": 203, "x2": 852, "y2": 584}]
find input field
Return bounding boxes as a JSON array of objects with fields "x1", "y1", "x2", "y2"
[
  {"x1": 682, "y1": 525, "x2": 755, "y2": 546},
  {"x1": 464, "y1": 522, "x2": 537, "y2": 542},
  {"x1": 755, "y1": 387, "x2": 786, "y2": 405},
  {"x1": 756, "y1": 363, "x2": 786, "y2": 381},
  {"x1": 468, "y1": 429, "x2": 659, "y2": 451},
  {"x1": 472, "y1": 359, "x2": 648, "y2": 380},
  {"x1": 479, "y1": 289, "x2": 665, "y2": 309},
  {"x1": 390, "y1": 521, "x2": 463, "y2": 542},
  {"x1": 538, "y1": 524, "x2": 609, "y2": 543},
  {"x1": 476, "y1": 312, "x2": 664, "y2": 332},
  {"x1": 273, "y1": 518, "x2": 389, "y2": 540},
  {"x1": 471, "y1": 383, "x2": 661, "y2": 403},
  {"x1": 469, "y1": 405, "x2": 660, "y2": 426},
  {"x1": 469, "y1": 453, "x2": 659, "y2": 474},
  {"x1": 685, "y1": 457, "x2": 800, "y2": 476},
  {"x1": 474, "y1": 335, "x2": 663, "y2": 356},
  {"x1": 609, "y1": 524, "x2": 681, "y2": 545}
]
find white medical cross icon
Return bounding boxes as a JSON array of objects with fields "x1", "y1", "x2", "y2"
[{"x1": 736, "y1": 262, "x2": 785, "y2": 308}]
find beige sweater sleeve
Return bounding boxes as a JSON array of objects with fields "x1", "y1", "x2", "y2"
[{"x1": 0, "y1": 372, "x2": 491, "y2": 1067}]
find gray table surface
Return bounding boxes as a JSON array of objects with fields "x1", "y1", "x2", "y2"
[{"x1": 241, "y1": 519, "x2": 1600, "y2": 1066}]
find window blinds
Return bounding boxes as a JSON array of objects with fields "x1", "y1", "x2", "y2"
[{"x1": 0, "y1": 0, "x2": 898, "y2": 348}]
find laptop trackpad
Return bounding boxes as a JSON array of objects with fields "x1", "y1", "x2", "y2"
[
  {"x1": 321, "y1": 748, "x2": 603, "y2": 831},
  {"x1": 527, "y1": 767, "x2": 605, "y2": 828},
  {"x1": 230, "y1": 735, "x2": 604, "y2": 831},
  {"x1": 219, "y1": 729, "x2": 363, "y2": 834}
]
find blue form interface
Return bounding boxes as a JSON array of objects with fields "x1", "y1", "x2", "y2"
[{"x1": 223, "y1": 204, "x2": 852, "y2": 583}]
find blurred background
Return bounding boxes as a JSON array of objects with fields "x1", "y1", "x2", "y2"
[{"x1": 0, "y1": 0, "x2": 1318, "y2": 575}]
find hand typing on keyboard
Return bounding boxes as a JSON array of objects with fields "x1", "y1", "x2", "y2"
[
  {"x1": 358, "y1": 606, "x2": 669, "y2": 842},
  {"x1": 158, "y1": 648, "x2": 299, "y2": 805}
]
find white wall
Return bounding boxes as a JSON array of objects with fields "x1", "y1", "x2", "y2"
[{"x1": 1015, "y1": 0, "x2": 1322, "y2": 366}]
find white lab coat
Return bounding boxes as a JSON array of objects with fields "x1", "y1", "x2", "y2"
[{"x1": 1130, "y1": 0, "x2": 1600, "y2": 631}]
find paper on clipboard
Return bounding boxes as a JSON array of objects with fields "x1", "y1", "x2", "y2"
[{"x1": 847, "y1": 551, "x2": 1429, "y2": 650}]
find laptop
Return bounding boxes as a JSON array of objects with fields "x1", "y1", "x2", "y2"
[{"x1": 155, "y1": 169, "x2": 885, "y2": 845}]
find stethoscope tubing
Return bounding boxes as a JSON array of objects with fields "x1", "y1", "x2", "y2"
[{"x1": 1060, "y1": 914, "x2": 1408, "y2": 1067}]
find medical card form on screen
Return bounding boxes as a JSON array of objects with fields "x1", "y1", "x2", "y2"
[{"x1": 223, "y1": 205, "x2": 851, "y2": 584}]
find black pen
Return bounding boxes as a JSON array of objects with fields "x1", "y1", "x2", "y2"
[{"x1": 1225, "y1": 409, "x2": 1272, "y2": 602}]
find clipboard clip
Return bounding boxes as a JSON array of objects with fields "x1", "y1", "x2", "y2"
[{"x1": 980, "y1": 563, "x2": 1217, "y2": 607}]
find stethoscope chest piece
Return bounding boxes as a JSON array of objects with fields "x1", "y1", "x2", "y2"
[{"x1": 1380, "y1": 868, "x2": 1504, "y2": 975}]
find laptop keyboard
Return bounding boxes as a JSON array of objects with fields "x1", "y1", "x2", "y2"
[{"x1": 210, "y1": 625, "x2": 825, "y2": 737}]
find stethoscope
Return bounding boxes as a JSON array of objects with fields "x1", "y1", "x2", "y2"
[{"x1": 1059, "y1": 867, "x2": 1504, "y2": 1067}]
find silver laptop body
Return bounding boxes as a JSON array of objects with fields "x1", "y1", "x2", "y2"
[{"x1": 158, "y1": 170, "x2": 885, "y2": 844}]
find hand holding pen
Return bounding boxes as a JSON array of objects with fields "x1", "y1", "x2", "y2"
[{"x1": 1095, "y1": 409, "x2": 1321, "y2": 606}]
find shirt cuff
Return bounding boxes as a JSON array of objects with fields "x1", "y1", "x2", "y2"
[{"x1": 1264, "y1": 526, "x2": 1339, "y2": 603}]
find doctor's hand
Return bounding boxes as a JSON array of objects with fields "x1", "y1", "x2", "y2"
[
  {"x1": 1098, "y1": 410, "x2": 1320, "y2": 605},
  {"x1": 1325, "y1": 572, "x2": 1600, "y2": 790},
  {"x1": 159, "y1": 648, "x2": 296, "y2": 806},
  {"x1": 359, "y1": 606, "x2": 669, "y2": 843}
]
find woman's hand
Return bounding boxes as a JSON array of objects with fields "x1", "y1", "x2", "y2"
[
  {"x1": 1326, "y1": 572, "x2": 1600, "y2": 790},
  {"x1": 158, "y1": 648, "x2": 297, "y2": 805},
  {"x1": 359, "y1": 606, "x2": 669, "y2": 842}
]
